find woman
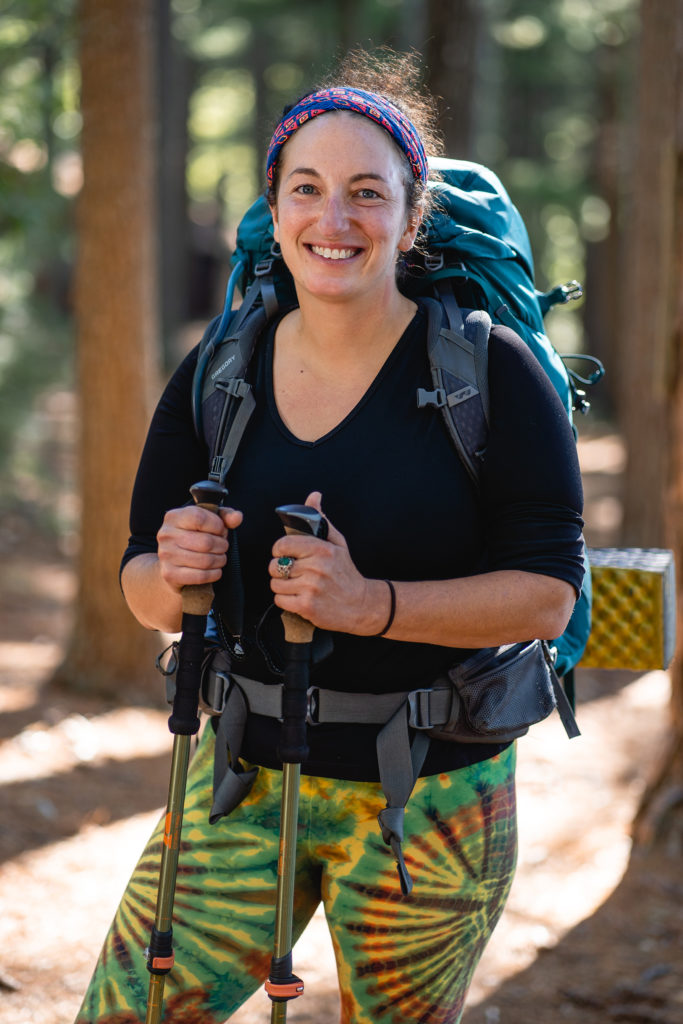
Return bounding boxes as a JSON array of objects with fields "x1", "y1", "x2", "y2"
[{"x1": 76, "y1": 50, "x2": 584, "y2": 1024}]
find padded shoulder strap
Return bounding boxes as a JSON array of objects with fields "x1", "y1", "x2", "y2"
[
  {"x1": 418, "y1": 297, "x2": 492, "y2": 488},
  {"x1": 193, "y1": 277, "x2": 282, "y2": 486}
]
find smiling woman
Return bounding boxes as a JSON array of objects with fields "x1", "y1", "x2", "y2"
[
  {"x1": 75, "y1": 48, "x2": 585, "y2": 1024},
  {"x1": 269, "y1": 113, "x2": 419, "y2": 354}
]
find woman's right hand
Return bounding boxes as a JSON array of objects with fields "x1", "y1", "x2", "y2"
[{"x1": 156, "y1": 504, "x2": 243, "y2": 593}]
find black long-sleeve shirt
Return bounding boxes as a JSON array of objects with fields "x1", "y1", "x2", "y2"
[{"x1": 123, "y1": 301, "x2": 584, "y2": 779}]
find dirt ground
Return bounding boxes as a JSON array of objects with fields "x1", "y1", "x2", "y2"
[{"x1": 1, "y1": 428, "x2": 682, "y2": 1024}]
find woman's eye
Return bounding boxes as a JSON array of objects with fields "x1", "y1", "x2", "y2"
[
  {"x1": 357, "y1": 188, "x2": 379, "y2": 200},
  {"x1": 296, "y1": 183, "x2": 317, "y2": 195}
]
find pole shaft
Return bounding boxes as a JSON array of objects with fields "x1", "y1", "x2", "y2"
[
  {"x1": 145, "y1": 733, "x2": 192, "y2": 1024},
  {"x1": 270, "y1": 762, "x2": 301, "y2": 1024}
]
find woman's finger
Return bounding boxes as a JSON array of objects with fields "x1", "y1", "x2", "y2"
[{"x1": 303, "y1": 491, "x2": 346, "y2": 547}]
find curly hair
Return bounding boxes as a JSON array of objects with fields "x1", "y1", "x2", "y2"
[{"x1": 265, "y1": 47, "x2": 443, "y2": 217}]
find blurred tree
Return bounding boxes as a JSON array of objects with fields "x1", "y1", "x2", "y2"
[
  {"x1": 582, "y1": 34, "x2": 637, "y2": 416},
  {"x1": 629, "y1": 0, "x2": 683, "y2": 846},
  {"x1": 53, "y1": 0, "x2": 161, "y2": 697},
  {"x1": 424, "y1": 0, "x2": 482, "y2": 159},
  {"x1": 618, "y1": 1, "x2": 678, "y2": 549},
  {"x1": 157, "y1": 0, "x2": 194, "y2": 369},
  {"x1": 478, "y1": 0, "x2": 638, "y2": 379},
  {"x1": 0, "y1": 1, "x2": 77, "y2": 502}
]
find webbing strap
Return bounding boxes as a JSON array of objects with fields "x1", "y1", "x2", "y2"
[
  {"x1": 550, "y1": 670, "x2": 581, "y2": 739},
  {"x1": 206, "y1": 664, "x2": 575, "y2": 889},
  {"x1": 209, "y1": 683, "x2": 258, "y2": 824},
  {"x1": 207, "y1": 667, "x2": 450, "y2": 882},
  {"x1": 204, "y1": 667, "x2": 453, "y2": 727},
  {"x1": 212, "y1": 389, "x2": 256, "y2": 483},
  {"x1": 376, "y1": 704, "x2": 430, "y2": 896},
  {"x1": 435, "y1": 278, "x2": 464, "y2": 333}
]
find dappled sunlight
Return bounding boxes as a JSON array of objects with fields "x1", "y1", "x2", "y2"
[
  {"x1": 0, "y1": 811, "x2": 162, "y2": 1024},
  {"x1": 1, "y1": 705, "x2": 170, "y2": 784},
  {"x1": 465, "y1": 669, "x2": 671, "y2": 1008}
]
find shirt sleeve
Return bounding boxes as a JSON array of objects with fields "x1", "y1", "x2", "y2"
[
  {"x1": 480, "y1": 324, "x2": 585, "y2": 596},
  {"x1": 120, "y1": 346, "x2": 207, "y2": 575}
]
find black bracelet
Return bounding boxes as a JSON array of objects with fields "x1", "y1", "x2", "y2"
[{"x1": 372, "y1": 579, "x2": 396, "y2": 638}]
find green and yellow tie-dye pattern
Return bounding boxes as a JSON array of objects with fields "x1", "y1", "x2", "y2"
[{"x1": 76, "y1": 726, "x2": 517, "y2": 1024}]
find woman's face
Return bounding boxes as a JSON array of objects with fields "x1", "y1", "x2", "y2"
[{"x1": 269, "y1": 111, "x2": 421, "y2": 308}]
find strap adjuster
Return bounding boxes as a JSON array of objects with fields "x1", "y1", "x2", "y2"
[
  {"x1": 424, "y1": 251, "x2": 444, "y2": 272},
  {"x1": 254, "y1": 257, "x2": 274, "y2": 276},
  {"x1": 201, "y1": 669, "x2": 231, "y2": 716},
  {"x1": 407, "y1": 688, "x2": 435, "y2": 729},
  {"x1": 306, "y1": 686, "x2": 320, "y2": 725},
  {"x1": 416, "y1": 387, "x2": 447, "y2": 409}
]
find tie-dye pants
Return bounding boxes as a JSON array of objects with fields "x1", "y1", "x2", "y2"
[{"x1": 75, "y1": 724, "x2": 517, "y2": 1024}]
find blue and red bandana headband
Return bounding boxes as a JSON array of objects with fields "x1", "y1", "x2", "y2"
[{"x1": 265, "y1": 86, "x2": 429, "y2": 189}]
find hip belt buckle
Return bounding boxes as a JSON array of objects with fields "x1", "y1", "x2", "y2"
[
  {"x1": 408, "y1": 688, "x2": 436, "y2": 730},
  {"x1": 306, "y1": 686, "x2": 320, "y2": 726},
  {"x1": 200, "y1": 669, "x2": 231, "y2": 716}
]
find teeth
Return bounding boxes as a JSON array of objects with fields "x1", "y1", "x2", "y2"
[{"x1": 311, "y1": 246, "x2": 357, "y2": 260}]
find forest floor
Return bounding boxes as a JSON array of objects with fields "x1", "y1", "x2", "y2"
[{"x1": 1, "y1": 426, "x2": 682, "y2": 1024}]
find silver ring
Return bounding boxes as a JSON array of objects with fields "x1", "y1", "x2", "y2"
[{"x1": 277, "y1": 556, "x2": 294, "y2": 579}]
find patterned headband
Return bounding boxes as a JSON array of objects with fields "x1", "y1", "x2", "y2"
[{"x1": 265, "y1": 86, "x2": 429, "y2": 188}]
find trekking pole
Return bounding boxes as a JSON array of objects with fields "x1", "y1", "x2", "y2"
[
  {"x1": 145, "y1": 479, "x2": 228, "y2": 1024},
  {"x1": 265, "y1": 504, "x2": 328, "y2": 1024}
]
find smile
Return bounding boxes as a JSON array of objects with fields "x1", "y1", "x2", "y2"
[{"x1": 309, "y1": 245, "x2": 359, "y2": 260}]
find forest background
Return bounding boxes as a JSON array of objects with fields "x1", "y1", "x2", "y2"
[{"x1": 1, "y1": 0, "x2": 683, "y2": 1022}]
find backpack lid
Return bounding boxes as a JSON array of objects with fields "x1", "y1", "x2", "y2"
[{"x1": 426, "y1": 157, "x2": 536, "y2": 279}]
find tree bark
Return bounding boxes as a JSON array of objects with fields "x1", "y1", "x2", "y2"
[
  {"x1": 630, "y1": 0, "x2": 683, "y2": 847},
  {"x1": 53, "y1": 0, "x2": 161, "y2": 698},
  {"x1": 157, "y1": 0, "x2": 192, "y2": 370},
  {"x1": 424, "y1": 0, "x2": 482, "y2": 159},
  {"x1": 583, "y1": 43, "x2": 630, "y2": 418},
  {"x1": 618, "y1": 1, "x2": 679, "y2": 548}
]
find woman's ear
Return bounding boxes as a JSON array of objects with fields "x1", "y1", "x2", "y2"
[
  {"x1": 398, "y1": 208, "x2": 423, "y2": 253},
  {"x1": 269, "y1": 203, "x2": 279, "y2": 244}
]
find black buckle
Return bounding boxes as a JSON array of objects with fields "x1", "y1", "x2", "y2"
[
  {"x1": 306, "y1": 687, "x2": 320, "y2": 725},
  {"x1": 407, "y1": 689, "x2": 434, "y2": 729},
  {"x1": 200, "y1": 670, "x2": 231, "y2": 716},
  {"x1": 416, "y1": 387, "x2": 447, "y2": 409},
  {"x1": 254, "y1": 257, "x2": 274, "y2": 277},
  {"x1": 424, "y1": 251, "x2": 444, "y2": 273}
]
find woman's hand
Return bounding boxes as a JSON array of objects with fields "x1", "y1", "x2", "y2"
[
  {"x1": 269, "y1": 491, "x2": 390, "y2": 635},
  {"x1": 268, "y1": 492, "x2": 576, "y2": 648},
  {"x1": 157, "y1": 504, "x2": 243, "y2": 594}
]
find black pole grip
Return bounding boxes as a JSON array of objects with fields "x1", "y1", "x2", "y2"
[
  {"x1": 277, "y1": 643, "x2": 310, "y2": 763},
  {"x1": 167, "y1": 612, "x2": 205, "y2": 735},
  {"x1": 275, "y1": 504, "x2": 328, "y2": 540}
]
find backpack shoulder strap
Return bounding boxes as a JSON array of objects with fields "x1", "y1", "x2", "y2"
[
  {"x1": 418, "y1": 296, "x2": 492, "y2": 488},
  {"x1": 193, "y1": 276, "x2": 280, "y2": 486}
]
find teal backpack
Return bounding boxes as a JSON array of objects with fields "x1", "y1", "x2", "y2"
[{"x1": 192, "y1": 157, "x2": 603, "y2": 683}]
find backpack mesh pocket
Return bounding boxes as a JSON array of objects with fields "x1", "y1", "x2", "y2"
[{"x1": 428, "y1": 640, "x2": 558, "y2": 743}]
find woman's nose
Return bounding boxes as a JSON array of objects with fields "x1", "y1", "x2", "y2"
[{"x1": 317, "y1": 193, "x2": 349, "y2": 235}]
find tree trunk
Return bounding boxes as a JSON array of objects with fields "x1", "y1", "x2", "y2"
[
  {"x1": 630, "y1": 0, "x2": 683, "y2": 847},
  {"x1": 157, "y1": 0, "x2": 192, "y2": 370},
  {"x1": 53, "y1": 0, "x2": 161, "y2": 698},
  {"x1": 583, "y1": 42, "x2": 630, "y2": 419},
  {"x1": 424, "y1": 0, "x2": 482, "y2": 159},
  {"x1": 618, "y1": 1, "x2": 679, "y2": 548}
]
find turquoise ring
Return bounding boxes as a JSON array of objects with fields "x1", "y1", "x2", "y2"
[{"x1": 276, "y1": 555, "x2": 294, "y2": 579}]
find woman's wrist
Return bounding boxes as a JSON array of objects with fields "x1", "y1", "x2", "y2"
[
  {"x1": 358, "y1": 578, "x2": 397, "y2": 637},
  {"x1": 371, "y1": 580, "x2": 396, "y2": 638}
]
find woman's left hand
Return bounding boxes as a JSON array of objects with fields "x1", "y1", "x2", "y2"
[{"x1": 269, "y1": 491, "x2": 390, "y2": 635}]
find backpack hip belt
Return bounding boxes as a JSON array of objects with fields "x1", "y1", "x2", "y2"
[{"x1": 203, "y1": 641, "x2": 577, "y2": 895}]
